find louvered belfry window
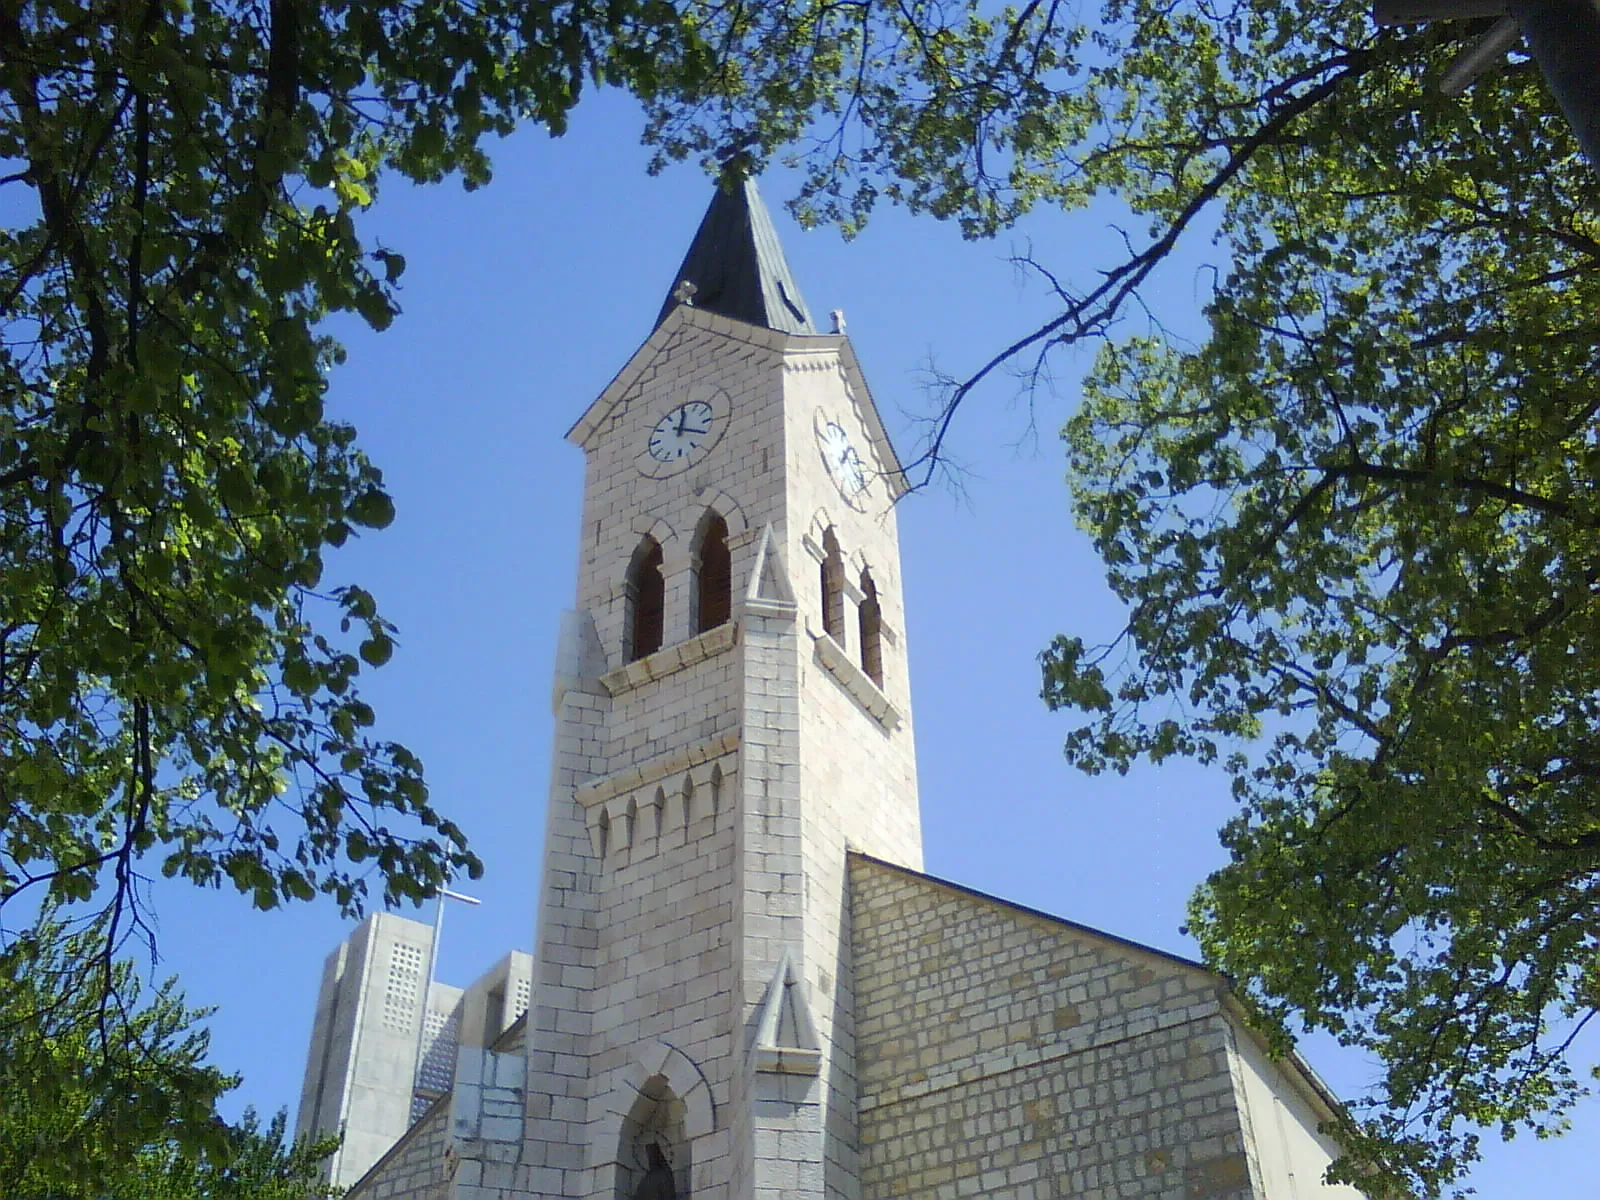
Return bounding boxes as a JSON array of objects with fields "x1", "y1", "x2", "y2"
[
  {"x1": 629, "y1": 538, "x2": 665, "y2": 661},
  {"x1": 696, "y1": 514, "x2": 732, "y2": 632},
  {"x1": 821, "y1": 529, "x2": 845, "y2": 642},
  {"x1": 859, "y1": 569, "x2": 884, "y2": 687}
]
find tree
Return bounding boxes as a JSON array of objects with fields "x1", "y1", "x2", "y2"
[
  {"x1": 115, "y1": 1109, "x2": 339, "y2": 1200},
  {"x1": 974, "y1": 5, "x2": 1596, "y2": 1197},
  {"x1": 0, "y1": 0, "x2": 1071, "y2": 995},
  {"x1": 4, "y1": 0, "x2": 1590, "y2": 1193},
  {"x1": 666, "y1": 2, "x2": 1595, "y2": 1182},
  {"x1": 0, "y1": 919, "x2": 336, "y2": 1197}
]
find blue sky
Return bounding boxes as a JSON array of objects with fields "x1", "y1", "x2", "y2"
[{"x1": 135, "y1": 89, "x2": 1596, "y2": 1195}]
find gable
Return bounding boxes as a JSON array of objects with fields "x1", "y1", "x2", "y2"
[
  {"x1": 567, "y1": 304, "x2": 790, "y2": 452},
  {"x1": 849, "y1": 853, "x2": 1257, "y2": 1200},
  {"x1": 851, "y1": 850, "x2": 1210, "y2": 980}
]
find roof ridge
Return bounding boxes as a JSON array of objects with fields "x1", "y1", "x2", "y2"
[{"x1": 846, "y1": 850, "x2": 1207, "y2": 972}]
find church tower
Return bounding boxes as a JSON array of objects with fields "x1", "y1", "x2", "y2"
[
  {"x1": 307, "y1": 176, "x2": 1370, "y2": 1200},
  {"x1": 526, "y1": 176, "x2": 922, "y2": 1200}
]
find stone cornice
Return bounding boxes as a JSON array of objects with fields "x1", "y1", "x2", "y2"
[
  {"x1": 813, "y1": 629, "x2": 901, "y2": 731},
  {"x1": 599, "y1": 621, "x2": 737, "y2": 696},
  {"x1": 574, "y1": 729, "x2": 740, "y2": 811}
]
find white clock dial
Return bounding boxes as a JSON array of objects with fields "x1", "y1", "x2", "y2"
[
  {"x1": 647, "y1": 400, "x2": 717, "y2": 463},
  {"x1": 820, "y1": 420, "x2": 867, "y2": 505}
]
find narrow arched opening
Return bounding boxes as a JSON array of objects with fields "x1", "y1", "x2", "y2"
[
  {"x1": 623, "y1": 796, "x2": 638, "y2": 852},
  {"x1": 615, "y1": 1077, "x2": 691, "y2": 1200},
  {"x1": 858, "y1": 568, "x2": 883, "y2": 687},
  {"x1": 820, "y1": 529, "x2": 845, "y2": 642},
  {"x1": 627, "y1": 537, "x2": 665, "y2": 661},
  {"x1": 693, "y1": 512, "x2": 732, "y2": 633}
]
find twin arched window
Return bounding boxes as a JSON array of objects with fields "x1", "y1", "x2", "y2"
[
  {"x1": 625, "y1": 513, "x2": 732, "y2": 663},
  {"x1": 819, "y1": 528, "x2": 887, "y2": 689}
]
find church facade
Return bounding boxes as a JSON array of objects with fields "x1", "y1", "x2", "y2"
[{"x1": 296, "y1": 180, "x2": 1365, "y2": 1200}]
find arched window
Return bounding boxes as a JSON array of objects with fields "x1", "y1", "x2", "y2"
[
  {"x1": 858, "y1": 568, "x2": 883, "y2": 687},
  {"x1": 615, "y1": 1077, "x2": 691, "y2": 1200},
  {"x1": 693, "y1": 512, "x2": 732, "y2": 633},
  {"x1": 820, "y1": 529, "x2": 845, "y2": 642},
  {"x1": 627, "y1": 537, "x2": 665, "y2": 661}
]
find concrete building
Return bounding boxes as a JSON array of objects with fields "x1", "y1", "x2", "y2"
[
  {"x1": 295, "y1": 912, "x2": 531, "y2": 1188},
  {"x1": 297, "y1": 177, "x2": 1367, "y2": 1200}
]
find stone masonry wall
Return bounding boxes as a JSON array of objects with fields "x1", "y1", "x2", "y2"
[
  {"x1": 526, "y1": 310, "x2": 798, "y2": 1200},
  {"x1": 781, "y1": 341, "x2": 924, "y2": 1200},
  {"x1": 348, "y1": 1095, "x2": 451, "y2": 1200},
  {"x1": 850, "y1": 857, "x2": 1257, "y2": 1200}
]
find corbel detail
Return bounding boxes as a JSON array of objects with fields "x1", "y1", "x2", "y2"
[{"x1": 575, "y1": 731, "x2": 740, "y2": 812}]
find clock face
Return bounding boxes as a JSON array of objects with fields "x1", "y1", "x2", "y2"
[
  {"x1": 647, "y1": 400, "x2": 717, "y2": 464},
  {"x1": 819, "y1": 420, "x2": 867, "y2": 506}
]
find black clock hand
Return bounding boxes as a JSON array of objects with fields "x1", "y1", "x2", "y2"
[{"x1": 675, "y1": 408, "x2": 687, "y2": 435}]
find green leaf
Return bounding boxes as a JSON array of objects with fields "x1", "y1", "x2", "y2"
[{"x1": 346, "y1": 489, "x2": 396, "y2": 529}]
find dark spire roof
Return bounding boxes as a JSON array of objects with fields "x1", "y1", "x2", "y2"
[{"x1": 655, "y1": 176, "x2": 816, "y2": 334}]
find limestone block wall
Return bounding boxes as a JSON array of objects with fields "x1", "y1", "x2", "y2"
[
  {"x1": 571, "y1": 314, "x2": 789, "y2": 669},
  {"x1": 343, "y1": 1042, "x2": 534, "y2": 1200},
  {"x1": 781, "y1": 342, "x2": 924, "y2": 1200},
  {"x1": 524, "y1": 657, "x2": 744, "y2": 1200},
  {"x1": 736, "y1": 600, "x2": 822, "y2": 1200},
  {"x1": 347, "y1": 1094, "x2": 451, "y2": 1200},
  {"x1": 850, "y1": 856, "x2": 1256, "y2": 1200},
  {"x1": 528, "y1": 309, "x2": 827, "y2": 1200},
  {"x1": 451, "y1": 1049, "x2": 532, "y2": 1199}
]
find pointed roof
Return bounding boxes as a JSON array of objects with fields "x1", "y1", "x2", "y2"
[
  {"x1": 655, "y1": 177, "x2": 816, "y2": 334},
  {"x1": 753, "y1": 947, "x2": 823, "y2": 1075}
]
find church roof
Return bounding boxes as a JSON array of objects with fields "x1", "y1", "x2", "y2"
[
  {"x1": 847, "y1": 851, "x2": 1350, "y2": 1123},
  {"x1": 654, "y1": 177, "x2": 816, "y2": 334},
  {"x1": 848, "y1": 851, "x2": 1208, "y2": 973}
]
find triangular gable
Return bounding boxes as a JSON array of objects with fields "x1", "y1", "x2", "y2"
[
  {"x1": 567, "y1": 304, "x2": 791, "y2": 451},
  {"x1": 834, "y1": 336, "x2": 909, "y2": 499},
  {"x1": 848, "y1": 850, "x2": 1208, "y2": 977},
  {"x1": 568, "y1": 309, "x2": 909, "y2": 505},
  {"x1": 783, "y1": 337, "x2": 909, "y2": 500},
  {"x1": 744, "y1": 524, "x2": 797, "y2": 617},
  {"x1": 752, "y1": 946, "x2": 821, "y2": 1075}
]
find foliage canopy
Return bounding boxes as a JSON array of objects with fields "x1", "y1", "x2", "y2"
[
  {"x1": 0, "y1": 920, "x2": 337, "y2": 1196},
  {"x1": 3, "y1": 0, "x2": 1593, "y2": 1194},
  {"x1": 992, "y1": 4, "x2": 1598, "y2": 1196},
  {"x1": 0, "y1": 0, "x2": 1083, "y2": 967}
]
